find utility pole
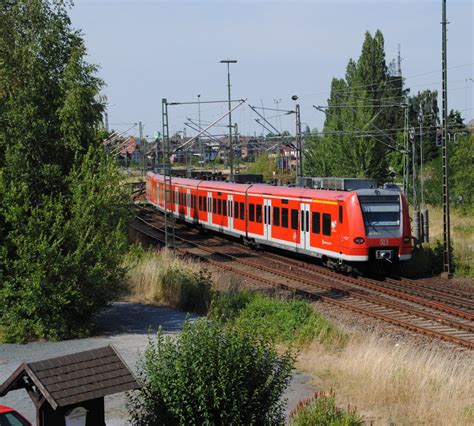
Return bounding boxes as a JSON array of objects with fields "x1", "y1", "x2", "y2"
[
  {"x1": 292, "y1": 95, "x2": 303, "y2": 177},
  {"x1": 220, "y1": 59, "x2": 237, "y2": 180},
  {"x1": 198, "y1": 94, "x2": 202, "y2": 166},
  {"x1": 403, "y1": 104, "x2": 410, "y2": 198},
  {"x1": 441, "y1": 0, "x2": 452, "y2": 276},
  {"x1": 162, "y1": 98, "x2": 175, "y2": 249},
  {"x1": 410, "y1": 127, "x2": 417, "y2": 210},
  {"x1": 139, "y1": 121, "x2": 144, "y2": 177},
  {"x1": 418, "y1": 109, "x2": 424, "y2": 207},
  {"x1": 234, "y1": 122, "x2": 239, "y2": 174}
]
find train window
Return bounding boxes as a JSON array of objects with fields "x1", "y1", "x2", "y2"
[
  {"x1": 256, "y1": 205, "x2": 262, "y2": 223},
  {"x1": 282, "y1": 199, "x2": 288, "y2": 204},
  {"x1": 234, "y1": 201, "x2": 239, "y2": 218},
  {"x1": 223, "y1": 200, "x2": 227, "y2": 216},
  {"x1": 218, "y1": 199, "x2": 222, "y2": 215},
  {"x1": 281, "y1": 208, "x2": 288, "y2": 228},
  {"x1": 213, "y1": 198, "x2": 217, "y2": 214},
  {"x1": 323, "y1": 213, "x2": 331, "y2": 236},
  {"x1": 228, "y1": 200, "x2": 232, "y2": 217},
  {"x1": 312, "y1": 212, "x2": 320, "y2": 234},
  {"x1": 249, "y1": 204, "x2": 255, "y2": 222},
  {"x1": 199, "y1": 196, "x2": 202, "y2": 211},
  {"x1": 208, "y1": 197, "x2": 211, "y2": 213},
  {"x1": 291, "y1": 209, "x2": 298, "y2": 230},
  {"x1": 339, "y1": 206, "x2": 343, "y2": 223},
  {"x1": 273, "y1": 207, "x2": 280, "y2": 226},
  {"x1": 240, "y1": 202, "x2": 245, "y2": 220}
]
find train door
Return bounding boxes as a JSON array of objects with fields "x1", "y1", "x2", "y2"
[
  {"x1": 228, "y1": 195, "x2": 234, "y2": 232},
  {"x1": 207, "y1": 191, "x2": 212, "y2": 227},
  {"x1": 300, "y1": 203, "x2": 310, "y2": 251},
  {"x1": 186, "y1": 188, "x2": 191, "y2": 220},
  {"x1": 263, "y1": 198, "x2": 272, "y2": 241},
  {"x1": 175, "y1": 188, "x2": 179, "y2": 215}
]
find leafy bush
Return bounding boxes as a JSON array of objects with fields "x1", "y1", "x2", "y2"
[
  {"x1": 0, "y1": 149, "x2": 130, "y2": 342},
  {"x1": 211, "y1": 293, "x2": 347, "y2": 348},
  {"x1": 289, "y1": 391, "x2": 363, "y2": 426},
  {"x1": 128, "y1": 318, "x2": 294, "y2": 425},
  {"x1": 401, "y1": 240, "x2": 451, "y2": 278},
  {"x1": 160, "y1": 266, "x2": 213, "y2": 314},
  {"x1": 208, "y1": 289, "x2": 254, "y2": 323}
]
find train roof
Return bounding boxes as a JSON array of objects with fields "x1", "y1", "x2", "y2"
[
  {"x1": 147, "y1": 172, "x2": 357, "y2": 201},
  {"x1": 247, "y1": 184, "x2": 352, "y2": 201}
]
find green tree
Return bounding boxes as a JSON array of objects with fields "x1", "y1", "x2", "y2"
[
  {"x1": 0, "y1": 0, "x2": 129, "y2": 341},
  {"x1": 128, "y1": 319, "x2": 294, "y2": 425},
  {"x1": 305, "y1": 30, "x2": 403, "y2": 181},
  {"x1": 451, "y1": 133, "x2": 474, "y2": 210},
  {"x1": 407, "y1": 90, "x2": 440, "y2": 164}
]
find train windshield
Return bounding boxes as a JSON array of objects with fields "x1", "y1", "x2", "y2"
[{"x1": 358, "y1": 195, "x2": 400, "y2": 228}]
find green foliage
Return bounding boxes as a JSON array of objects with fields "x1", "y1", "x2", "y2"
[
  {"x1": 451, "y1": 134, "x2": 474, "y2": 212},
  {"x1": 401, "y1": 240, "x2": 447, "y2": 278},
  {"x1": 0, "y1": 1, "x2": 130, "y2": 341},
  {"x1": 211, "y1": 293, "x2": 347, "y2": 348},
  {"x1": 422, "y1": 133, "x2": 473, "y2": 212},
  {"x1": 246, "y1": 153, "x2": 276, "y2": 181},
  {"x1": 208, "y1": 289, "x2": 254, "y2": 323},
  {"x1": 160, "y1": 267, "x2": 213, "y2": 315},
  {"x1": 0, "y1": 148, "x2": 129, "y2": 342},
  {"x1": 128, "y1": 319, "x2": 294, "y2": 425},
  {"x1": 306, "y1": 30, "x2": 403, "y2": 181},
  {"x1": 289, "y1": 391, "x2": 363, "y2": 426}
]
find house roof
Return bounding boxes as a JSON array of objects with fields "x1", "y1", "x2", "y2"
[{"x1": 0, "y1": 346, "x2": 139, "y2": 410}]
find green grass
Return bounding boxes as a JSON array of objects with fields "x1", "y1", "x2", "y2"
[
  {"x1": 289, "y1": 391, "x2": 363, "y2": 426},
  {"x1": 209, "y1": 292, "x2": 347, "y2": 348}
]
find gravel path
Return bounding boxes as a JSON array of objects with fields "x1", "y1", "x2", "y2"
[{"x1": 0, "y1": 302, "x2": 315, "y2": 425}]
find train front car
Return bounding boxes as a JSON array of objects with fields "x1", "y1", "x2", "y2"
[{"x1": 348, "y1": 188, "x2": 412, "y2": 275}]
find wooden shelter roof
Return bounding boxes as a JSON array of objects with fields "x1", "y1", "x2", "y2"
[{"x1": 0, "y1": 345, "x2": 139, "y2": 410}]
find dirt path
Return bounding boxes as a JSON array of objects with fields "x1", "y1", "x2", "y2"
[{"x1": 0, "y1": 302, "x2": 315, "y2": 425}]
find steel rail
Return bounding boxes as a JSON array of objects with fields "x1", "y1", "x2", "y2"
[{"x1": 130, "y1": 212, "x2": 474, "y2": 349}]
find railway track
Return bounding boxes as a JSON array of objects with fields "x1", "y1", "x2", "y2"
[{"x1": 130, "y1": 205, "x2": 474, "y2": 349}]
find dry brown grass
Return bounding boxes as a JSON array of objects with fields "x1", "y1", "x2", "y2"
[
  {"x1": 125, "y1": 249, "x2": 203, "y2": 303},
  {"x1": 125, "y1": 248, "x2": 249, "y2": 303},
  {"x1": 297, "y1": 334, "x2": 474, "y2": 425},
  {"x1": 426, "y1": 205, "x2": 474, "y2": 276}
]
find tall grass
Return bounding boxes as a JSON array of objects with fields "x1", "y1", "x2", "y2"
[
  {"x1": 297, "y1": 334, "x2": 474, "y2": 425},
  {"x1": 125, "y1": 248, "x2": 213, "y2": 314},
  {"x1": 420, "y1": 205, "x2": 474, "y2": 277}
]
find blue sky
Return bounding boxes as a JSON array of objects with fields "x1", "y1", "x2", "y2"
[{"x1": 70, "y1": 0, "x2": 473, "y2": 138}]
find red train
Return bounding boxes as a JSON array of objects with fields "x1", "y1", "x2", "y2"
[{"x1": 146, "y1": 173, "x2": 412, "y2": 274}]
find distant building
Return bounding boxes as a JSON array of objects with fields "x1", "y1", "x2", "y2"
[{"x1": 467, "y1": 118, "x2": 474, "y2": 134}]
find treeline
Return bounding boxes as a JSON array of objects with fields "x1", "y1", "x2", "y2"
[
  {"x1": 0, "y1": 0, "x2": 129, "y2": 341},
  {"x1": 304, "y1": 30, "x2": 473, "y2": 212}
]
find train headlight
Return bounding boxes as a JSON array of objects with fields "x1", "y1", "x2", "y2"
[
  {"x1": 354, "y1": 237, "x2": 365, "y2": 244},
  {"x1": 403, "y1": 237, "x2": 410, "y2": 244}
]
